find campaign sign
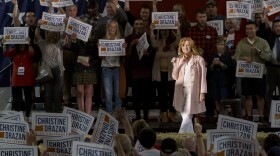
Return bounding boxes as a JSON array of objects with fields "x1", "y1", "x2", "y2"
[
  {"x1": 217, "y1": 115, "x2": 258, "y2": 140},
  {"x1": 65, "y1": 17, "x2": 92, "y2": 42},
  {"x1": 72, "y1": 141, "x2": 115, "y2": 156},
  {"x1": 243, "y1": 0, "x2": 263, "y2": 13},
  {"x1": 136, "y1": 32, "x2": 149, "y2": 60},
  {"x1": 152, "y1": 12, "x2": 178, "y2": 29},
  {"x1": 0, "y1": 145, "x2": 38, "y2": 156},
  {"x1": 99, "y1": 39, "x2": 126, "y2": 56},
  {"x1": 276, "y1": 131, "x2": 280, "y2": 137},
  {"x1": 0, "y1": 119, "x2": 29, "y2": 145},
  {"x1": 263, "y1": 0, "x2": 280, "y2": 16},
  {"x1": 52, "y1": 0, "x2": 74, "y2": 8},
  {"x1": 235, "y1": 61, "x2": 263, "y2": 78},
  {"x1": 44, "y1": 135, "x2": 84, "y2": 156},
  {"x1": 270, "y1": 100, "x2": 280, "y2": 127},
  {"x1": 91, "y1": 109, "x2": 119, "y2": 147},
  {"x1": 206, "y1": 129, "x2": 237, "y2": 151},
  {"x1": 39, "y1": 0, "x2": 51, "y2": 7},
  {"x1": 0, "y1": 110, "x2": 16, "y2": 118},
  {"x1": 32, "y1": 113, "x2": 71, "y2": 136},
  {"x1": 135, "y1": 140, "x2": 144, "y2": 153},
  {"x1": 4, "y1": 27, "x2": 29, "y2": 44},
  {"x1": 207, "y1": 20, "x2": 224, "y2": 36},
  {"x1": 41, "y1": 12, "x2": 66, "y2": 31},
  {"x1": 214, "y1": 136, "x2": 258, "y2": 156},
  {"x1": 63, "y1": 107, "x2": 95, "y2": 135},
  {"x1": 0, "y1": 111, "x2": 24, "y2": 121},
  {"x1": 226, "y1": 1, "x2": 252, "y2": 19}
]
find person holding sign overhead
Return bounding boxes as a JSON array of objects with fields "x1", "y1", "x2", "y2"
[
  {"x1": 35, "y1": 20, "x2": 66, "y2": 113},
  {"x1": 172, "y1": 37, "x2": 207, "y2": 133},
  {"x1": 150, "y1": 22, "x2": 181, "y2": 123},
  {"x1": 2, "y1": 37, "x2": 34, "y2": 121},
  {"x1": 234, "y1": 21, "x2": 271, "y2": 122},
  {"x1": 172, "y1": 3, "x2": 191, "y2": 37},
  {"x1": 99, "y1": 19, "x2": 126, "y2": 114}
]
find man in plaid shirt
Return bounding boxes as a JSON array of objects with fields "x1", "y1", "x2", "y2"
[
  {"x1": 186, "y1": 9, "x2": 218, "y2": 64},
  {"x1": 186, "y1": 9, "x2": 218, "y2": 118}
]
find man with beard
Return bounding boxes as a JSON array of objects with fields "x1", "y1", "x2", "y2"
[{"x1": 186, "y1": 9, "x2": 217, "y2": 118}]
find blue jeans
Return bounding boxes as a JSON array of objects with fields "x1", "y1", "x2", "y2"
[{"x1": 102, "y1": 67, "x2": 122, "y2": 113}]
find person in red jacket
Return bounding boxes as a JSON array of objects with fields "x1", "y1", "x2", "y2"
[{"x1": 2, "y1": 38, "x2": 34, "y2": 120}]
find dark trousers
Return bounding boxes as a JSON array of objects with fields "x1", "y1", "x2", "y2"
[
  {"x1": 44, "y1": 67, "x2": 63, "y2": 113},
  {"x1": 12, "y1": 86, "x2": 33, "y2": 117},
  {"x1": 155, "y1": 72, "x2": 175, "y2": 112},
  {"x1": 131, "y1": 77, "x2": 152, "y2": 120}
]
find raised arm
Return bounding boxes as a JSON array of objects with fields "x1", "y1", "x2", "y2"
[
  {"x1": 153, "y1": 0, "x2": 157, "y2": 12},
  {"x1": 194, "y1": 120, "x2": 206, "y2": 156},
  {"x1": 12, "y1": 0, "x2": 20, "y2": 27},
  {"x1": 34, "y1": 20, "x2": 43, "y2": 43},
  {"x1": 149, "y1": 23, "x2": 159, "y2": 49},
  {"x1": 115, "y1": 109, "x2": 134, "y2": 139}
]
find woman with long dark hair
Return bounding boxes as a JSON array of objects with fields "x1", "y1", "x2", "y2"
[{"x1": 150, "y1": 22, "x2": 181, "y2": 123}]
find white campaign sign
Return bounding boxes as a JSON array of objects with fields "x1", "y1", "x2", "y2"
[
  {"x1": 226, "y1": 1, "x2": 252, "y2": 19},
  {"x1": 263, "y1": 0, "x2": 280, "y2": 16},
  {"x1": 270, "y1": 100, "x2": 280, "y2": 127},
  {"x1": 3, "y1": 27, "x2": 29, "y2": 44},
  {"x1": 214, "y1": 136, "x2": 259, "y2": 156},
  {"x1": 63, "y1": 107, "x2": 95, "y2": 135},
  {"x1": 72, "y1": 141, "x2": 115, "y2": 156},
  {"x1": 152, "y1": 12, "x2": 178, "y2": 29},
  {"x1": 207, "y1": 20, "x2": 224, "y2": 36},
  {"x1": 43, "y1": 135, "x2": 84, "y2": 156},
  {"x1": 206, "y1": 129, "x2": 237, "y2": 151},
  {"x1": 98, "y1": 39, "x2": 126, "y2": 56},
  {"x1": 32, "y1": 113, "x2": 71, "y2": 137},
  {"x1": 0, "y1": 111, "x2": 24, "y2": 121},
  {"x1": 41, "y1": 12, "x2": 66, "y2": 31},
  {"x1": 243, "y1": 0, "x2": 263, "y2": 13},
  {"x1": 39, "y1": 0, "x2": 51, "y2": 7},
  {"x1": 217, "y1": 115, "x2": 258, "y2": 140},
  {"x1": 0, "y1": 145, "x2": 38, "y2": 156},
  {"x1": 65, "y1": 17, "x2": 92, "y2": 42},
  {"x1": 52, "y1": 0, "x2": 74, "y2": 8},
  {"x1": 136, "y1": 32, "x2": 149, "y2": 60},
  {"x1": 91, "y1": 109, "x2": 119, "y2": 147},
  {"x1": 235, "y1": 61, "x2": 264, "y2": 78},
  {"x1": 0, "y1": 119, "x2": 29, "y2": 145}
]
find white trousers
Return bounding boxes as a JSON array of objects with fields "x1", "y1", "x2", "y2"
[{"x1": 179, "y1": 113, "x2": 194, "y2": 133}]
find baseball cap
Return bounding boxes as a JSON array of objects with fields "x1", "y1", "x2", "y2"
[{"x1": 206, "y1": 0, "x2": 216, "y2": 6}]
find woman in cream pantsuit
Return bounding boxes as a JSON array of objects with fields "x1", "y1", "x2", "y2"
[{"x1": 172, "y1": 37, "x2": 207, "y2": 133}]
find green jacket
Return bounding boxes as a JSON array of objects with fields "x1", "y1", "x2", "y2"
[{"x1": 234, "y1": 37, "x2": 271, "y2": 74}]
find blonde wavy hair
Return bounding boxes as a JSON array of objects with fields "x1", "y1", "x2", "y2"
[
  {"x1": 106, "y1": 19, "x2": 121, "y2": 39},
  {"x1": 177, "y1": 37, "x2": 199, "y2": 57}
]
